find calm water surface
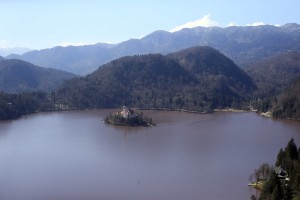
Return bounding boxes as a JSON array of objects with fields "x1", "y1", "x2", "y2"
[{"x1": 0, "y1": 110, "x2": 299, "y2": 200}]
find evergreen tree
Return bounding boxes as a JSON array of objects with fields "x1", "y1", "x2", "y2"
[
  {"x1": 283, "y1": 184, "x2": 293, "y2": 200},
  {"x1": 256, "y1": 139, "x2": 300, "y2": 200},
  {"x1": 271, "y1": 183, "x2": 283, "y2": 200},
  {"x1": 285, "y1": 138, "x2": 298, "y2": 160},
  {"x1": 276, "y1": 148, "x2": 286, "y2": 166}
]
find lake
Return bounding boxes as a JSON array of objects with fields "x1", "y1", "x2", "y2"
[{"x1": 0, "y1": 110, "x2": 299, "y2": 200}]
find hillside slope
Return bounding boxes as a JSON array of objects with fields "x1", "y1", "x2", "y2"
[
  {"x1": 0, "y1": 59, "x2": 78, "y2": 93},
  {"x1": 56, "y1": 46, "x2": 257, "y2": 112},
  {"x1": 246, "y1": 51, "x2": 300, "y2": 96},
  {"x1": 268, "y1": 79, "x2": 300, "y2": 120}
]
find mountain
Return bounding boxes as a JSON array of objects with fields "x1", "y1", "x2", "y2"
[
  {"x1": 246, "y1": 51, "x2": 300, "y2": 96},
  {"x1": 0, "y1": 59, "x2": 78, "y2": 93},
  {"x1": 7, "y1": 24, "x2": 300, "y2": 75},
  {"x1": 168, "y1": 46, "x2": 255, "y2": 93},
  {"x1": 7, "y1": 44, "x2": 116, "y2": 75},
  {"x1": 56, "y1": 46, "x2": 256, "y2": 112},
  {"x1": 0, "y1": 47, "x2": 31, "y2": 57}
]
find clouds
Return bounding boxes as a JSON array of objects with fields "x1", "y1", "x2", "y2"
[
  {"x1": 226, "y1": 22, "x2": 267, "y2": 27},
  {"x1": 226, "y1": 22, "x2": 238, "y2": 27},
  {"x1": 246, "y1": 22, "x2": 266, "y2": 26},
  {"x1": 170, "y1": 14, "x2": 282, "y2": 32},
  {"x1": 170, "y1": 14, "x2": 218, "y2": 32},
  {"x1": 246, "y1": 22, "x2": 281, "y2": 27},
  {"x1": 59, "y1": 42, "x2": 94, "y2": 47}
]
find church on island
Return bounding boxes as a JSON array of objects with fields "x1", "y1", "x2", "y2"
[
  {"x1": 104, "y1": 106, "x2": 153, "y2": 127},
  {"x1": 120, "y1": 106, "x2": 134, "y2": 118}
]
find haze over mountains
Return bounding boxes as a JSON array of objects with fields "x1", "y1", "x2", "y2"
[
  {"x1": 7, "y1": 23, "x2": 300, "y2": 75},
  {"x1": 0, "y1": 47, "x2": 31, "y2": 57},
  {"x1": 0, "y1": 58, "x2": 77, "y2": 93}
]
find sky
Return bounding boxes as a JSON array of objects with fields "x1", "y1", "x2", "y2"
[{"x1": 0, "y1": 0, "x2": 299, "y2": 50}]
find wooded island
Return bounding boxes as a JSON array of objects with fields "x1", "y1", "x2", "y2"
[{"x1": 104, "y1": 106, "x2": 154, "y2": 127}]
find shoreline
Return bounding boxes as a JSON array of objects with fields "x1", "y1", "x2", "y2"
[
  {"x1": 248, "y1": 181, "x2": 264, "y2": 190},
  {"x1": 213, "y1": 108, "x2": 249, "y2": 113},
  {"x1": 260, "y1": 111, "x2": 272, "y2": 118},
  {"x1": 132, "y1": 107, "x2": 211, "y2": 114},
  {"x1": 2, "y1": 106, "x2": 300, "y2": 123}
]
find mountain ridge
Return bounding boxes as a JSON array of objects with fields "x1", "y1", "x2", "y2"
[
  {"x1": 0, "y1": 59, "x2": 78, "y2": 93},
  {"x1": 0, "y1": 47, "x2": 31, "y2": 57},
  {"x1": 6, "y1": 23, "x2": 300, "y2": 75}
]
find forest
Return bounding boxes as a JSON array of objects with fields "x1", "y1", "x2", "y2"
[
  {"x1": 250, "y1": 139, "x2": 300, "y2": 200},
  {"x1": 255, "y1": 79, "x2": 300, "y2": 120},
  {"x1": 0, "y1": 46, "x2": 300, "y2": 121},
  {"x1": 55, "y1": 47, "x2": 256, "y2": 113},
  {"x1": 0, "y1": 92, "x2": 56, "y2": 120}
]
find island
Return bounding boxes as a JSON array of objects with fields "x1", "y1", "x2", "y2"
[{"x1": 104, "y1": 106, "x2": 154, "y2": 126}]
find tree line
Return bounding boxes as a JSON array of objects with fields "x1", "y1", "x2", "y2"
[
  {"x1": 0, "y1": 91, "x2": 56, "y2": 120},
  {"x1": 254, "y1": 78, "x2": 300, "y2": 120}
]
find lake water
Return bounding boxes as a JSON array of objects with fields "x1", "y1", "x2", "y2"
[{"x1": 0, "y1": 110, "x2": 299, "y2": 200}]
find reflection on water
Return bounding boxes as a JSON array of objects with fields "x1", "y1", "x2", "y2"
[{"x1": 0, "y1": 110, "x2": 299, "y2": 200}]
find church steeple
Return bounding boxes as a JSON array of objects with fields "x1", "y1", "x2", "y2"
[{"x1": 122, "y1": 105, "x2": 129, "y2": 118}]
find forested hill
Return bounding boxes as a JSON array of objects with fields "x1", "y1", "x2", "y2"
[
  {"x1": 56, "y1": 46, "x2": 257, "y2": 112},
  {"x1": 246, "y1": 51, "x2": 300, "y2": 97},
  {"x1": 0, "y1": 59, "x2": 78, "y2": 93},
  {"x1": 168, "y1": 46, "x2": 255, "y2": 94}
]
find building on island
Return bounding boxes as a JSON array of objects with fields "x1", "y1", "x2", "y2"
[
  {"x1": 121, "y1": 106, "x2": 130, "y2": 118},
  {"x1": 105, "y1": 105, "x2": 153, "y2": 126}
]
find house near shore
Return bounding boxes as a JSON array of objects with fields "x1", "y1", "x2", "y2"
[{"x1": 275, "y1": 167, "x2": 290, "y2": 182}]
